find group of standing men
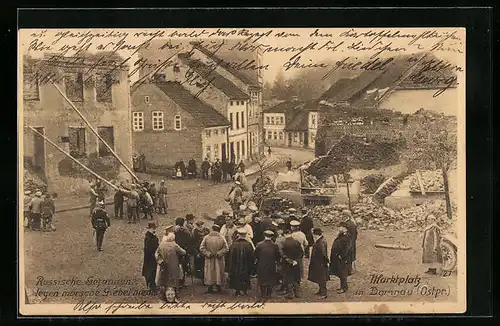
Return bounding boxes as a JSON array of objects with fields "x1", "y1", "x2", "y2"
[
  {"x1": 23, "y1": 190, "x2": 57, "y2": 232},
  {"x1": 140, "y1": 206, "x2": 358, "y2": 303}
]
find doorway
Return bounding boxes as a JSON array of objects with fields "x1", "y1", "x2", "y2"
[
  {"x1": 33, "y1": 127, "x2": 46, "y2": 174},
  {"x1": 303, "y1": 131, "x2": 309, "y2": 148},
  {"x1": 221, "y1": 142, "x2": 227, "y2": 161}
]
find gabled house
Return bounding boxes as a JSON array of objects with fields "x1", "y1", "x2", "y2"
[{"x1": 131, "y1": 80, "x2": 230, "y2": 168}]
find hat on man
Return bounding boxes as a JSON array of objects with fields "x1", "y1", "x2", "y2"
[
  {"x1": 212, "y1": 224, "x2": 221, "y2": 231},
  {"x1": 237, "y1": 228, "x2": 247, "y2": 235},
  {"x1": 175, "y1": 217, "x2": 185, "y2": 226},
  {"x1": 160, "y1": 180, "x2": 165, "y2": 184},
  {"x1": 288, "y1": 208, "x2": 297, "y2": 213},
  {"x1": 35, "y1": 191, "x2": 42, "y2": 197},
  {"x1": 237, "y1": 218, "x2": 246, "y2": 225},
  {"x1": 290, "y1": 220, "x2": 300, "y2": 227},
  {"x1": 312, "y1": 228, "x2": 323, "y2": 236},
  {"x1": 264, "y1": 230, "x2": 274, "y2": 237},
  {"x1": 165, "y1": 225, "x2": 174, "y2": 232},
  {"x1": 276, "y1": 218, "x2": 285, "y2": 225},
  {"x1": 147, "y1": 222, "x2": 157, "y2": 229}
]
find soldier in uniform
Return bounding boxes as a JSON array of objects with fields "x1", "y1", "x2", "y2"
[
  {"x1": 329, "y1": 221, "x2": 352, "y2": 293},
  {"x1": 157, "y1": 180, "x2": 168, "y2": 214},
  {"x1": 91, "y1": 201, "x2": 111, "y2": 251}
]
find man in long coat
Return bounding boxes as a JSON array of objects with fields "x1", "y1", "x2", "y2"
[
  {"x1": 254, "y1": 230, "x2": 281, "y2": 299},
  {"x1": 142, "y1": 222, "x2": 159, "y2": 293},
  {"x1": 174, "y1": 217, "x2": 196, "y2": 288},
  {"x1": 422, "y1": 215, "x2": 443, "y2": 275},
  {"x1": 250, "y1": 215, "x2": 265, "y2": 246},
  {"x1": 157, "y1": 180, "x2": 168, "y2": 214},
  {"x1": 199, "y1": 224, "x2": 229, "y2": 293},
  {"x1": 155, "y1": 233, "x2": 186, "y2": 301},
  {"x1": 329, "y1": 222, "x2": 352, "y2": 293},
  {"x1": 281, "y1": 228, "x2": 303, "y2": 299},
  {"x1": 192, "y1": 220, "x2": 210, "y2": 282},
  {"x1": 299, "y1": 208, "x2": 314, "y2": 259},
  {"x1": 308, "y1": 228, "x2": 330, "y2": 299},
  {"x1": 342, "y1": 210, "x2": 358, "y2": 275},
  {"x1": 290, "y1": 220, "x2": 308, "y2": 279},
  {"x1": 227, "y1": 229, "x2": 255, "y2": 296},
  {"x1": 201, "y1": 157, "x2": 210, "y2": 180}
]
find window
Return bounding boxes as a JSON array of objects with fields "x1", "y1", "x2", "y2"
[
  {"x1": 132, "y1": 112, "x2": 144, "y2": 131},
  {"x1": 273, "y1": 131, "x2": 278, "y2": 140},
  {"x1": 206, "y1": 130, "x2": 211, "y2": 137},
  {"x1": 97, "y1": 126, "x2": 114, "y2": 157},
  {"x1": 152, "y1": 111, "x2": 164, "y2": 131},
  {"x1": 241, "y1": 111, "x2": 245, "y2": 128},
  {"x1": 236, "y1": 112, "x2": 240, "y2": 129},
  {"x1": 206, "y1": 145, "x2": 211, "y2": 160},
  {"x1": 279, "y1": 131, "x2": 284, "y2": 140},
  {"x1": 311, "y1": 114, "x2": 316, "y2": 128},
  {"x1": 280, "y1": 116, "x2": 284, "y2": 125},
  {"x1": 174, "y1": 115, "x2": 182, "y2": 130},
  {"x1": 213, "y1": 129, "x2": 218, "y2": 136},
  {"x1": 214, "y1": 144, "x2": 219, "y2": 160},
  {"x1": 251, "y1": 91, "x2": 259, "y2": 103},
  {"x1": 266, "y1": 116, "x2": 270, "y2": 124},
  {"x1": 222, "y1": 128, "x2": 226, "y2": 135},
  {"x1": 230, "y1": 113, "x2": 234, "y2": 130},
  {"x1": 230, "y1": 101, "x2": 233, "y2": 106},
  {"x1": 96, "y1": 74, "x2": 112, "y2": 103},
  {"x1": 145, "y1": 96, "x2": 150, "y2": 103},
  {"x1": 267, "y1": 131, "x2": 272, "y2": 140},
  {"x1": 241, "y1": 140, "x2": 245, "y2": 157},
  {"x1": 65, "y1": 72, "x2": 84, "y2": 102},
  {"x1": 271, "y1": 116, "x2": 275, "y2": 125},
  {"x1": 68, "y1": 127, "x2": 86, "y2": 158},
  {"x1": 236, "y1": 142, "x2": 240, "y2": 159},
  {"x1": 294, "y1": 132, "x2": 298, "y2": 142}
]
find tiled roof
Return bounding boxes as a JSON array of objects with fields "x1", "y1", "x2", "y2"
[
  {"x1": 320, "y1": 71, "x2": 383, "y2": 102},
  {"x1": 263, "y1": 100, "x2": 298, "y2": 113},
  {"x1": 190, "y1": 41, "x2": 258, "y2": 87},
  {"x1": 155, "y1": 81, "x2": 230, "y2": 128},
  {"x1": 178, "y1": 53, "x2": 249, "y2": 100},
  {"x1": 284, "y1": 110, "x2": 309, "y2": 132}
]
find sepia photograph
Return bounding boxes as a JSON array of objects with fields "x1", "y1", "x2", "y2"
[{"x1": 18, "y1": 26, "x2": 466, "y2": 315}]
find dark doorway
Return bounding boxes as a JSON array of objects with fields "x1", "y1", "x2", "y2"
[
  {"x1": 221, "y1": 142, "x2": 227, "y2": 161},
  {"x1": 97, "y1": 126, "x2": 114, "y2": 157},
  {"x1": 303, "y1": 131, "x2": 309, "y2": 148},
  {"x1": 230, "y1": 142, "x2": 235, "y2": 162},
  {"x1": 33, "y1": 127, "x2": 46, "y2": 174},
  {"x1": 69, "y1": 127, "x2": 86, "y2": 158}
]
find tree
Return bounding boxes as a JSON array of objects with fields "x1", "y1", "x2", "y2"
[
  {"x1": 271, "y1": 68, "x2": 289, "y2": 100},
  {"x1": 404, "y1": 113, "x2": 457, "y2": 219},
  {"x1": 262, "y1": 81, "x2": 273, "y2": 100}
]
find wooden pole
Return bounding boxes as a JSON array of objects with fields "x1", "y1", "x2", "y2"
[
  {"x1": 27, "y1": 126, "x2": 119, "y2": 191},
  {"x1": 49, "y1": 80, "x2": 140, "y2": 182},
  {"x1": 345, "y1": 173, "x2": 352, "y2": 211}
]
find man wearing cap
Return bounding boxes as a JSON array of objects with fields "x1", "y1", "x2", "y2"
[
  {"x1": 299, "y1": 208, "x2": 314, "y2": 259},
  {"x1": 281, "y1": 228, "x2": 304, "y2": 299},
  {"x1": 113, "y1": 187, "x2": 125, "y2": 219},
  {"x1": 220, "y1": 218, "x2": 238, "y2": 247},
  {"x1": 174, "y1": 218, "x2": 196, "y2": 288},
  {"x1": 29, "y1": 191, "x2": 44, "y2": 231},
  {"x1": 254, "y1": 230, "x2": 281, "y2": 299},
  {"x1": 199, "y1": 224, "x2": 229, "y2": 293},
  {"x1": 120, "y1": 185, "x2": 140, "y2": 224},
  {"x1": 157, "y1": 180, "x2": 168, "y2": 214},
  {"x1": 329, "y1": 222, "x2": 352, "y2": 293},
  {"x1": 91, "y1": 202, "x2": 111, "y2": 251},
  {"x1": 308, "y1": 228, "x2": 330, "y2": 299},
  {"x1": 201, "y1": 157, "x2": 210, "y2": 180},
  {"x1": 228, "y1": 229, "x2": 255, "y2": 296},
  {"x1": 214, "y1": 210, "x2": 230, "y2": 229},
  {"x1": 290, "y1": 220, "x2": 308, "y2": 279},
  {"x1": 343, "y1": 210, "x2": 358, "y2": 275},
  {"x1": 23, "y1": 191, "x2": 32, "y2": 229},
  {"x1": 40, "y1": 192, "x2": 56, "y2": 232},
  {"x1": 192, "y1": 220, "x2": 210, "y2": 282},
  {"x1": 142, "y1": 222, "x2": 159, "y2": 293}
]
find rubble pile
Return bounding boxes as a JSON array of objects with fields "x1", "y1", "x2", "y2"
[
  {"x1": 23, "y1": 170, "x2": 48, "y2": 193},
  {"x1": 251, "y1": 176, "x2": 275, "y2": 205},
  {"x1": 409, "y1": 170, "x2": 445, "y2": 192},
  {"x1": 275, "y1": 181, "x2": 300, "y2": 191},
  {"x1": 261, "y1": 196, "x2": 297, "y2": 213},
  {"x1": 309, "y1": 200, "x2": 457, "y2": 232},
  {"x1": 301, "y1": 171, "x2": 322, "y2": 188}
]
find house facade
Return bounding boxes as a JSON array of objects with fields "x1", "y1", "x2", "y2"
[
  {"x1": 22, "y1": 53, "x2": 133, "y2": 194},
  {"x1": 131, "y1": 80, "x2": 230, "y2": 168}
]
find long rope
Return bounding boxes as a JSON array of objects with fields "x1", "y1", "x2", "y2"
[
  {"x1": 27, "y1": 126, "x2": 119, "y2": 191},
  {"x1": 49, "y1": 79, "x2": 140, "y2": 182}
]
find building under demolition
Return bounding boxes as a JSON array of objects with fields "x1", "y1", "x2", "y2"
[{"x1": 22, "y1": 53, "x2": 133, "y2": 194}]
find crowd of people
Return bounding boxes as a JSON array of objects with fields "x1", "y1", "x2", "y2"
[
  {"x1": 24, "y1": 190, "x2": 57, "y2": 232},
  {"x1": 173, "y1": 157, "x2": 248, "y2": 185},
  {"x1": 140, "y1": 207, "x2": 359, "y2": 303}
]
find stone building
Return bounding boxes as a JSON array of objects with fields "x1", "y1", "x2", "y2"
[
  {"x1": 22, "y1": 53, "x2": 133, "y2": 194},
  {"x1": 131, "y1": 79, "x2": 230, "y2": 169}
]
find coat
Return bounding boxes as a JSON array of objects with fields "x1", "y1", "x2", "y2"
[
  {"x1": 227, "y1": 238, "x2": 255, "y2": 289},
  {"x1": 255, "y1": 239, "x2": 281, "y2": 286},
  {"x1": 308, "y1": 236, "x2": 330, "y2": 284},
  {"x1": 199, "y1": 231, "x2": 229, "y2": 286},
  {"x1": 299, "y1": 216, "x2": 314, "y2": 245},
  {"x1": 281, "y1": 236, "x2": 303, "y2": 284},
  {"x1": 142, "y1": 231, "x2": 159, "y2": 278},
  {"x1": 422, "y1": 225, "x2": 443, "y2": 264},
  {"x1": 250, "y1": 221, "x2": 265, "y2": 245},
  {"x1": 155, "y1": 240, "x2": 186, "y2": 288},
  {"x1": 329, "y1": 233, "x2": 351, "y2": 277},
  {"x1": 345, "y1": 219, "x2": 358, "y2": 262}
]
